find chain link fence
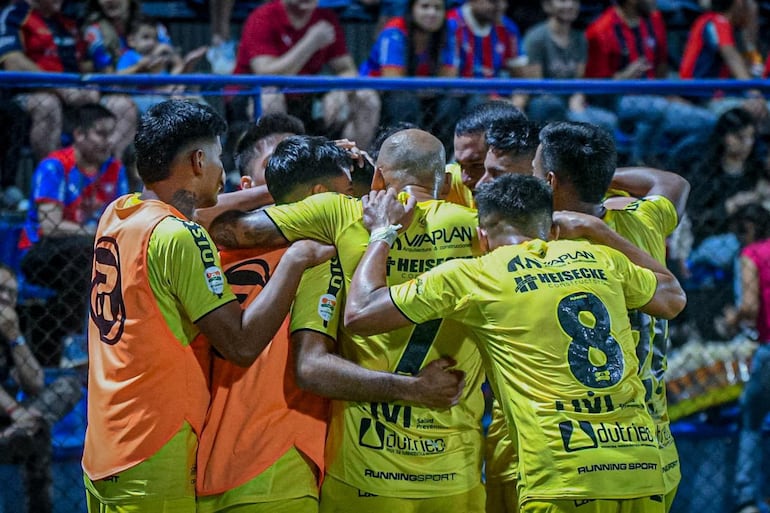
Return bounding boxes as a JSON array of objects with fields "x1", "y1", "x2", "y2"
[{"x1": 0, "y1": 74, "x2": 769, "y2": 512}]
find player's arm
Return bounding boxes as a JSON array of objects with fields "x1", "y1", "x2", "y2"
[
  {"x1": 196, "y1": 240, "x2": 335, "y2": 367},
  {"x1": 194, "y1": 185, "x2": 274, "y2": 231},
  {"x1": 345, "y1": 189, "x2": 417, "y2": 334},
  {"x1": 293, "y1": 331, "x2": 463, "y2": 408},
  {"x1": 554, "y1": 211, "x2": 686, "y2": 319},
  {"x1": 208, "y1": 209, "x2": 288, "y2": 249},
  {"x1": 610, "y1": 167, "x2": 691, "y2": 219}
]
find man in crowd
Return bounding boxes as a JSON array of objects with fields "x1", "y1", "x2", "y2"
[{"x1": 234, "y1": 0, "x2": 380, "y2": 149}]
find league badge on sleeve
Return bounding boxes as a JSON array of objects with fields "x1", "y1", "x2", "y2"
[
  {"x1": 318, "y1": 293, "x2": 337, "y2": 322},
  {"x1": 205, "y1": 266, "x2": 225, "y2": 297}
]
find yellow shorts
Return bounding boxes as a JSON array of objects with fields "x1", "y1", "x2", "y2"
[
  {"x1": 485, "y1": 398, "x2": 518, "y2": 483},
  {"x1": 197, "y1": 446, "x2": 319, "y2": 513},
  {"x1": 486, "y1": 479, "x2": 519, "y2": 513},
  {"x1": 664, "y1": 487, "x2": 678, "y2": 513},
  {"x1": 521, "y1": 495, "x2": 666, "y2": 513},
  {"x1": 83, "y1": 423, "x2": 197, "y2": 513},
  {"x1": 319, "y1": 474, "x2": 486, "y2": 513}
]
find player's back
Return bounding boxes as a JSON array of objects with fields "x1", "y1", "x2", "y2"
[{"x1": 440, "y1": 237, "x2": 666, "y2": 502}]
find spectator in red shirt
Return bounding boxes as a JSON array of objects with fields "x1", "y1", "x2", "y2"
[
  {"x1": 234, "y1": 0, "x2": 380, "y2": 150},
  {"x1": 585, "y1": 0, "x2": 715, "y2": 166},
  {"x1": 679, "y1": 0, "x2": 752, "y2": 79}
]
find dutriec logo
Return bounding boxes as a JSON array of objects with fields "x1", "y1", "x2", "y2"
[{"x1": 559, "y1": 420, "x2": 655, "y2": 453}]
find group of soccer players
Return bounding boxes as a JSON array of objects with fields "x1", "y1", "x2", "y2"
[{"x1": 82, "y1": 98, "x2": 690, "y2": 513}]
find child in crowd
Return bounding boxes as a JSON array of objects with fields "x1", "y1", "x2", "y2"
[
  {"x1": 116, "y1": 17, "x2": 207, "y2": 113},
  {"x1": 117, "y1": 17, "x2": 206, "y2": 75}
]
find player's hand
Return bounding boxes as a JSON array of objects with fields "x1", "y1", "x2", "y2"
[
  {"x1": 361, "y1": 188, "x2": 416, "y2": 233},
  {"x1": 410, "y1": 357, "x2": 465, "y2": 409},
  {"x1": 552, "y1": 210, "x2": 607, "y2": 241},
  {"x1": 286, "y1": 240, "x2": 336, "y2": 268},
  {"x1": 305, "y1": 20, "x2": 336, "y2": 50}
]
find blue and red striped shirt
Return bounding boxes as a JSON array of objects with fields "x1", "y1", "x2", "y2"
[
  {"x1": 446, "y1": 6, "x2": 522, "y2": 78},
  {"x1": 680, "y1": 12, "x2": 736, "y2": 79},
  {"x1": 585, "y1": 7, "x2": 668, "y2": 79},
  {"x1": 19, "y1": 147, "x2": 128, "y2": 250}
]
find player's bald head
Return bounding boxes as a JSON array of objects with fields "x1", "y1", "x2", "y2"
[{"x1": 377, "y1": 129, "x2": 446, "y2": 192}]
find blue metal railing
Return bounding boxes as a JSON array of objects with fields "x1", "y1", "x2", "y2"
[{"x1": 0, "y1": 71, "x2": 768, "y2": 96}]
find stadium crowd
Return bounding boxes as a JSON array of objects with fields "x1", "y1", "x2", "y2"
[{"x1": 0, "y1": 0, "x2": 769, "y2": 511}]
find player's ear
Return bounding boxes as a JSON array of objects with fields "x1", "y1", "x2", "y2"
[
  {"x1": 477, "y1": 226, "x2": 490, "y2": 253},
  {"x1": 190, "y1": 148, "x2": 205, "y2": 177},
  {"x1": 545, "y1": 171, "x2": 556, "y2": 188},
  {"x1": 311, "y1": 183, "x2": 329, "y2": 195},
  {"x1": 438, "y1": 172, "x2": 451, "y2": 199},
  {"x1": 548, "y1": 221, "x2": 559, "y2": 241},
  {"x1": 240, "y1": 176, "x2": 254, "y2": 190},
  {"x1": 371, "y1": 166, "x2": 386, "y2": 191}
]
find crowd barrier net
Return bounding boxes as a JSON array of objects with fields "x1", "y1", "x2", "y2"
[{"x1": 0, "y1": 73, "x2": 769, "y2": 513}]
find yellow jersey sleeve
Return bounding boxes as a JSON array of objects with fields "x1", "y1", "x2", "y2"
[
  {"x1": 146, "y1": 217, "x2": 236, "y2": 346},
  {"x1": 390, "y1": 258, "x2": 476, "y2": 325},
  {"x1": 290, "y1": 257, "x2": 344, "y2": 341},
  {"x1": 444, "y1": 163, "x2": 475, "y2": 209},
  {"x1": 600, "y1": 244, "x2": 658, "y2": 311},
  {"x1": 265, "y1": 192, "x2": 360, "y2": 244}
]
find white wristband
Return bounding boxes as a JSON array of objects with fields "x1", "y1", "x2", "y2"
[{"x1": 369, "y1": 224, "x2": 402, "y2": 247}]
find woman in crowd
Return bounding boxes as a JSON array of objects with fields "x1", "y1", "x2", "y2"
[{"x1": 360, "y1": 0, "x2": 460, "y2": 151}]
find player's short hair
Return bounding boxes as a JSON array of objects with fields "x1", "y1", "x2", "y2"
[
  {"x1": 265, "y1": 135, "x2": 350, "y2": 204},
  {"x1": 134, "y1": 100, "x2": 227, "y2": 184},
  {"x1": 378, "y1": 129, "x2": 446, "y2": 192},
  {"x1": 234, "y1": 113, "x2": 306, "y2": 177},
  {"x1": 538, "y1": 121, "x2": 616, "y2": 204},
  {"x1": 475, "y1": 174, "x2": 553, "y2": 237},
  {"x1": 454, "y1": 101, "x2": 527, "y2": 137},
  {"x1": 486, "y1": 119, "x2": 541, "y2": 157}
]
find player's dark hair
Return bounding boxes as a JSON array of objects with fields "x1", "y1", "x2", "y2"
[
  {"x1": 135, "y1": 100, "x2": 227, "y2": 184},
  {"x1": 539, "y1": 121, "x2": 616, "y2": 203},
  {"x1": 454, "y1": 101, "x2": 527, "y2": 137},
  {"x1": 234, "y1": 113, "x2": 306, "y2": 177},
  {"x1": 265, "y1": 136, "x2": 350, "y2": 204},
  {"x1": 486, "y1": 119, "x2": 541, "y2": 157},
  {"x1": 475, "y1": 174, "x2": 553, "y2": 237}
]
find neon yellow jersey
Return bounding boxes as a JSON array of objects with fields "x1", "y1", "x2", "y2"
[
  {"x1": 603, "y1": 195, "x2": 681, "y2": 492},
  {"x1": 484, "y1": 397, "x2": 518, "y2": 484},
  {"x1": 266, "y1": 192, "x2": 486, "y2": 498},
  {"x1": 290, "y1": 258, "x2": 345, "y2": 342},
  {"x1": 445, "y1": 163, "x2": 475, "y2": 209},
  {"x1": 145, "y1": 212, "x2": 236, "y2": 347},
  {"x1": 391, "y1": 238, "x2": 666, "y2": 503}
]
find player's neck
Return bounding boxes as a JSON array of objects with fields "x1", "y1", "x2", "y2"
[
  {"x1": 400, "y1": 184, "x2": 435, "y2": 202},
  {"x1": 560, "y1": 199, "x2": 607, "y2": 219}
]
